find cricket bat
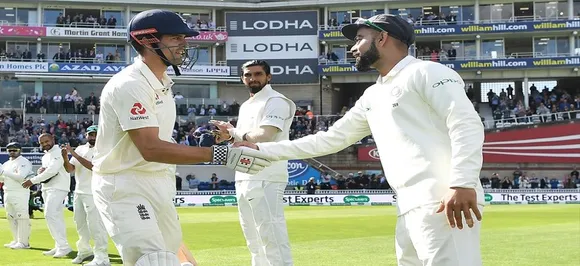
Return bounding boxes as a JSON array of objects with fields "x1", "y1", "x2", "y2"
[{"x1": 178, "y1": 242, "x2": 198, "y2": 266}]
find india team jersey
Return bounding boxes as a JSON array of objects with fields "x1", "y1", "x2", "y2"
[{"x1": 70, "y1": 143, "x2": 95, "y2": 194}]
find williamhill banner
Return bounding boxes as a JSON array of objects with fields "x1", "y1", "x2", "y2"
[
  {"x1": 319, "y1": 56, "x2": 580, "y2": 75},
  {"x1": 319, "y1": 20, "x2": 580, "y2": 39}
]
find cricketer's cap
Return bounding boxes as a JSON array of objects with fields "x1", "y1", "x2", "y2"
[
  {"x1": 6, "y1": 142, "x2": 21, "y2": 150},
  {"x1": 341, "y1": 14, "x2": 415, "y2": 47},
  {"x1": 87, "y1": 125, "x2": 98, "y2": 134},
  {"x1": 127, "y1": 9, "x2": 199, "y2": 43}
]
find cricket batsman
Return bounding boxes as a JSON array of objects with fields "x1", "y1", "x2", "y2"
[
  {"x1": 22, "y1": 133, "x2": 72, "y2": 258},
  {"x1": 211, "y1": 60, "x2": 296, "y2": 266},
  {"x1": 0, "y1": 142, "x2": 33, "y2": 249},
  {"x1": 92, "y1": 9, "x2": 277, "y2": 266},
  {"x1": 236, "y1": 14, "x2": 485, "y2": 266},
  {"x1": 62, "y1": 125, "x2": 111, "y2": 266}
]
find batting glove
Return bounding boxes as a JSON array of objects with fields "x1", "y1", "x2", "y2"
[{"x1": 211, "y1": 145, "x2": 277, "y2": 174}]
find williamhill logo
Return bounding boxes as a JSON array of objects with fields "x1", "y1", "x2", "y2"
[
  {"x1": 460, "y1": 24, "x2": 527, "y2": 32},
  {"x1": 533, "y1": 21, "x2": 580, "y2": 29},
  {"x1": 320, "y1": 65, "x2": 357, "y2": 73},
  {"x1": 459, "y1": 60, "x2": 527, "y2": 68},
  {"x1": 532, "y1": 58, "x2": 580, "y2": 66},
  {"x1": 320, "y1": 30, "x2": 343, "y2": 38}
]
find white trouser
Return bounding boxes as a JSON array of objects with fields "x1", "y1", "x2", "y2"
[
  {"x1": 73, "y1": 193, "x2": 110, "y2": 262},
  {"x1": 236, "y1": 180, "x2": 293, "y2": 266},
  {"x1": 4, "y1": 191, "x2": 31, "y2": 245},
  {"x1": 42, "y1": 189, "x2": 71, "y2": 250},
  {"x1": 92, "y1": 171, "x2": 182, "y2": 266},
  {"x1": 395, "y1": 203, "x2": 484, "y2": 266}
]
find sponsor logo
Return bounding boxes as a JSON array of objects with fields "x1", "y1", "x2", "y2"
[
  {"x1": 368, "y1": 148, "x2": 380, "y2": 160},
  {"x1": 484, "y1": 194, "x2": 492, "y2": 202},
  {"x1": 431, "y1": 78, "x2": 462, "y2": 88},
  {"x1": 239, "y1": 157, "x2": 252, "y2": 165},
  {"x1": 209, "y1": 196, "x2": 237, "y2": 204},
  {"x1": 287, "y1": 160, "x2": 309, "y2": 179},
  {"x1": 343, "y1": 195, "x2": 370, "y2": 203},
  {"x1": 130, "y1": 103, "x2": 146, "y2": 115},
  {"x1": 283, "y1": 195, "x2": 335, "y2": 204}
]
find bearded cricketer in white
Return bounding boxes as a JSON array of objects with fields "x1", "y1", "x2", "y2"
[{"x1": 236, "y1": 14, "x2": 485, "y2": 266}]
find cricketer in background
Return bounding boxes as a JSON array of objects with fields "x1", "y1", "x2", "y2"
[
  {"x1": 62, "y1": 125, "x2": 111, "y2": 266},
  {"x1": 22, "y1": 133, "x2": 73, "y2": 258},
  {"x1": 212, "y1": 60, "x2": 297, "y2": 266},
  {"x1": 236, "y1": 14, "x2": 485, "y2": 266},
  {"x1": 0, "y1": 142, "x2": 33, "y2": 249}
]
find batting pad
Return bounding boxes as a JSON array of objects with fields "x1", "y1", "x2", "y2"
[{"x1": 135, "y1": 251, "x2": 181, "y2": 266}]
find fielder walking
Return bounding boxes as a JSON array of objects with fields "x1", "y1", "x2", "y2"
[
  {"x1": 62, "y1": 125, "x2": 111, "y2": 266},
  {"x1": 236, "y1": 14, "x2": 485, "y2": 266},
  {"x1": 212, "y1": 60, "x2": 297, "y2": 266},
  {"x1": 22, "y1": 133, "x2": 72, "y2": 258},
  {"x1": 0, "y1": 142, "x2": 33, "y2": 249},
  {"x1": 92, "y1": 9, "x2": 276, "y2": 266}
]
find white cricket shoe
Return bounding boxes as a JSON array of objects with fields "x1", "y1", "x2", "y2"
[
  {"x1": 71, "y1": 253, "x2": 94, "y2": 264},
  {"x1": 84, "y1": 259, "x2": 112, "y2": 266},
  {"x1": 10, "y1": 243, "x2": 30, "y2": 249},
  {"x1": 3, "y1": 241, "x2": 16, "y2": 248},
  {"x1": 43, "y1": 248, "x2": 57, "y2": 256},
  {"x1": 53, "y1": 247, "x2": 72, "y2": 258}
]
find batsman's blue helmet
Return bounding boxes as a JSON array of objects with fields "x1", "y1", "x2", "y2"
[{"x1": 127, "y1": 9, "x2": 200, "y2": 76}]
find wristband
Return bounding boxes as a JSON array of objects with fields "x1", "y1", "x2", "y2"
[{"x1": 211, "y1": 145, "x2": 228, "y2": 164}]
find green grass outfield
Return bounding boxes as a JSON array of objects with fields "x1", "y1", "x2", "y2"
[{"x1": 0, "y1": 205, "x2": 578, "y2": 266}]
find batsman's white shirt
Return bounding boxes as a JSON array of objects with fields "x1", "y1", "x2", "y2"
[
  {"x1": 258, "y1": 56, "x2": 485, "y2": 215},
  {"x1": 70, "y1": 144, "x2": 94, "y2": 195},
  {"x1": 1, "y1": 156, "x2": 33, "y2": 193},
  {"x1": 31, "y1": 145, "x2": 70, "y2": 192},
  {"x1": 233, "y1": 85, "x2": 296, "y2": 182},
  {"x1": 92, "y1": 58, "x2": 181, "y2": 266}
]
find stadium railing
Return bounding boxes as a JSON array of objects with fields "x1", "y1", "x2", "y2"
[
  {"x1": 175, "y1": 188, "x2": 580, "y2": 195},
  {"x1": 483, "y1": 110, "x2": 579, "y2": 129}
]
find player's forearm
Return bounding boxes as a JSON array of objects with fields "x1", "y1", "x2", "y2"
[
  {"x1": 2, "y1": 171, "x2": 27, "y2": 182},
  {"x1": 30, "y1": 167, "x2": 59, "y2": 184},
  {"x1": 243, "y1": 128, "x2": 276, "y2": 143},
  {"x1": 62, "y1": 156, "x2": 75, "y2": 173},
  {"x1": 257, "y1": 130, "x2": 355, "y2": 161},
  {"x1": 447, "y1": 112, "x2": 485, "y2": 188},
  {"x1": 140, "y1": 139, "x2": 214, "y2": 164},
  {"x1": 71, "y1": 152, "x2": 93, "y2": 171}
]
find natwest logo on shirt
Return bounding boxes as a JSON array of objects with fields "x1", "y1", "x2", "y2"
[{"x1": 130, "y1": 103, "x2": 149, "y2": 120}]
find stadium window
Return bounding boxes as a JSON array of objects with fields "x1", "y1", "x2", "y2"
[
  {"x1": 0, "y1": 7, "x2": 17, "y2": 25},
  {"x1": 102, "y1": 10, "x2": 124, "y2": 28},
  {"x1": 575, "y1": 0, "x2": 580, "y2": 18},
  {"x1": 16, "y1": 8, "x2": 38, "y2": 26},
  {"x1": 64, "y1": 8, "x2": 102, "y2": 28},
  {"x1": 535, "y1": 1, "x2": 568, "y2": 20},
  {"x1": 40, "y1": 42, "x2": 71, "y2": 62},
  {"x1": 190, "y1": 47, "x2": 210, "y2": 65},
  {"x1": 533, "y1": 37, "x2": 569, "y2": 56},
  {"x1": 42, "y1": 8, "x2": 63, "y2": 26},
  {"x1": 513, "y1": 2, "x2": 534, "y2": 21},
  {"x1": 171, "y1": 84, "x2": 210, "y2": 98},
  {"x1": 95, "y1": 44, "x2": 126, "y2": 63},
  {"x1": 394, "y1": 7, "x2": 423, "y2": 21},
  {"x1": 360, "y1": 9, "x2": 384, "y2": 19},
  {"x1": 480, "y1": 39, "x2": 505, "y2": 59},
  {"x1": 480, "y1": 82, "x2": 516, "y2": 103},
  {"x1": 576, "y1": 37, "x2": 580, "y2": 55}
]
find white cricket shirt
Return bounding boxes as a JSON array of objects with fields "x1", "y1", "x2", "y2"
[
  {"x1": 1, "y1": 156, "x2": 33, "y2": 193},
  {"x1": 30, "y1": 145, "x2": 70, "y2": 192},
  {"x1": 258, "y1": 56, "x2": 485, "y2": 215},
  {"x1": 234, "y1": 85, "x2": 296, "y2": 182},
  {"x1": 70, "y1": 143, "x2": 94, "y2": 195},
  {"x1": 93, "y1": 58, "x2": 176, "y2": 175}
]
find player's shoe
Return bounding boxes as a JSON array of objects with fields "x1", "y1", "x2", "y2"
[
  {"x1": 71, "y1": 253, "x2": 94, "y2": 264},
  {"x1": 43, "y1": 248, "x2": 57, "y2": 256},
  {"x1": 3, "y1": 241, "x2": 16, "y2": 248},
  {"x1": 84, "y1": 259, "x2": 112, "y2": 266},
  {"x1": 53, "y1": 247, "x2": 72, "y2": 258},
  {"x1": 10, "y1": 243, "x2": 30, "y2": 249}
]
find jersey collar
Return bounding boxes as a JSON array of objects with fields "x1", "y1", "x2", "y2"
[
  {"x1": 376, "y1": 55, "x2": 416, "y2": 84},
  {"x1": 134, "y1": 57, "x2": 175, "y2": 94},
  {"x1": 249, "y1": 84, "x2": 272, "y2": 101}
]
